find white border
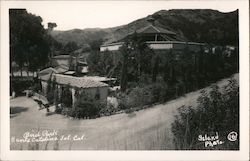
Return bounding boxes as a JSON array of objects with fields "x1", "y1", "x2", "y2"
[{"x1": 1, "y1": 1, "x2": 249, "y2": 160}]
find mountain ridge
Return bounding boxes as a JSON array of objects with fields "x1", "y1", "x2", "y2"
[{"x1": 50, "y1": 9, "x2": 238, "y2": 47}]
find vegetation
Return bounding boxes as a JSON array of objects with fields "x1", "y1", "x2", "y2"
[
  {"x1": 60, "y1": 84, "x2": 72, "y2": 107},
  {"x1": 10, "y1": 9, "x2": 51, "y2": 76},
  {"x1": 87, "y1": 31, "x2": 238, "y2": 112},
  {"x1": 171, "y1": 78, "x2": 239, "y2": 150},
  {"x1": 60, "y1": 91, "x2": 103, "y2": 119},
  {"x1": 87, "y1": 50, "x2": 115, "y2": 76}
]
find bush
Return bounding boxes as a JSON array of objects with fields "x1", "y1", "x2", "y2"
[
  {"x1": 11, "y1": 79, "x2": 33, "y2": 96},
  {"x1": 100, "y1": 101, "x2": 118, "y2": 116},
  {"x1": 61, "y1": 87, "x2": 72, "y2": 107},
  {"x1": 46, "y1": 91, "x2": 54, "y2": 104},
  {"x1": 61, "y1": 108, "x2": 73, "y2": 116},
  {"x1": 117, "y1": 83, "x2": 174, "y2": 110},
  {"x1": 55, "y1": 104, "x2": 63, "y2": 114},
  {"x1": 61, "y1": 91, "x2": 104, "y2": 119},
  {"x1": 171, "y1": 78, "x2": 239, "y2": 150},
  {"x1": 75, "y1": 101, "x2": 101, "y2": 118}
]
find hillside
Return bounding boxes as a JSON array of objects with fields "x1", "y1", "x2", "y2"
[{"x1": 50, "y1": 9, "x2": 238, "y2": 47}]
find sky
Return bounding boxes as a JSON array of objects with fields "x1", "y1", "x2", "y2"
[{"x1": 9, "y1": 1, "x2": 238, "y2": 31}]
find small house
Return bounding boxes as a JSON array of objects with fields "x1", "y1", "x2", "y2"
[{"x1": 52, "y1": 74, "x2": 109, "y2": 108}]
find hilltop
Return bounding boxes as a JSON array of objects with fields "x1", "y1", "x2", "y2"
[{"x1": 50, "y1": 9, "x2": 238, "y2": 47}]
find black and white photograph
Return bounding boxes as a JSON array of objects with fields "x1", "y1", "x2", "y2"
[{"x1": 0, "y1": 0, "x2": 249, "y2": 160}]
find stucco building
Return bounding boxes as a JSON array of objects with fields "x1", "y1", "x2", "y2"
[
  {"x1": 52, "y1": 74, "x2": 109, "y2": 108},
  {"x1": 38, "y1": 67, "x2": 110, "y2": 108}
]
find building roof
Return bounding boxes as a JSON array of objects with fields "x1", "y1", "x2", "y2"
[
  {"x1": 83, "y1": 76, "x2": 117, "y2": 82},
  {"x1": 52, "y1": 74, "x2": 109, "y2": 88},
  {"x1": 64, "y1": 71, "x2": 75, "y2": 75},
  {"x1": 112, "y1": 25, "x2": 180, "y2": 44},
  {"x1": 39, "y1": 67, "x2": 58, "y2": 75},
  {"x1": 39, "y1": 67, "x2": 59, "y2": 81},
  {"x1": 77, "y1": 60, "x2": 88, "y2": 65},
  {"x1": 40, "y1": 74, "x2": 52, "y2": 81},
  {"x1": 52, "y1": 55, "x2": 71, "y2": 59},
  {"x1": 134, "y1": 25, "x2": 176, "y2": 35},
  {"x1": 54, "y1": 65, "x2": 69, "y2": 73}
]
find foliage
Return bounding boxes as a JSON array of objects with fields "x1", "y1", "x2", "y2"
[
  {"x1": 47, "y1": 22, "x2": 57, "y2": 31},
  {"x1": 73, "y1": 102, "x2": 101, "y2": 118},
  {"x1": 117, "y1": 82, "x2": 174, "y2": 110},
  {"x1": 99, "y1": 101, "x2": 119, "y2": 116},
  {"x1": 87, "y1": 50, "x2": 115, "y2": 76},
  {"x1": 89, "y1": 39, "x2": 103, "y2": 51},
  {"x1": 61, "y1": 84, "x2": 72, "y2": 107},
  {"x1": 45, "y1": 77, "x2": 56, "y2": 104},
  {"x1": 62, "y1": 41, "x2": 79, "y2": 53},
  {"x1": 88, "y1": 35, "x2": 238, "y2": 115},
  {"x1": 10, "y1": 9, "x2": 51, "y2": 75},
  {"x1": 61, "y1": 107, "x2": 73, "y2": 116},
  {"x1": 171, "y1": 78, "x2": 239, "y2": 150},
  {"x1": 119, "y1": 33, "x2": 154, "y2": 92},
  {"x1": 10, "y1": 78, "x2": 33, "y2": 96},
  {"x1": 61, "y1": 91, "x2": 103, "y2": 118}
]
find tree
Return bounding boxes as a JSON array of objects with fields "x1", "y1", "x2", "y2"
[
  {"x1": 118, "y1": 32, "x2": 154, "y2": 91},
  {"x1": 152, "y1": 54, "x2": 160, "y2": 82},
  {"x1": 119, "y1": 42, "x2": 131, "y2": 92},
  {"x1": 89, "y1": 39, "x2": 103, "y2": 51},
  {"x1": 63, "y1": 41, "x2": 79, "y2": 53},
  {"x1": 47, "y1": 22, "x2": 57, "y2": 32},
  {"x1": 10, "y1": 9, "x2": 50, "y2": 76},
  {"x1": 61, "y1": 84, "x2": 72, "y2": 107},
  {"x1": 171, "y1": 78, "x2": 239, "y2": 150}
]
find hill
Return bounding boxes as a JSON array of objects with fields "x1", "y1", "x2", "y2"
[{"x1": 50, "y1": 9, "x2": 238, "y2": 47}]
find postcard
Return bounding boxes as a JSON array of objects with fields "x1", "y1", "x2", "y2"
[{"x1": 0, "y1": 0, "x2": 249, "y2": 160}]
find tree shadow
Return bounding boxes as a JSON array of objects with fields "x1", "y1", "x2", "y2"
[
  {"x1": 127, "y1": 112, "x2": 136, "y2": 118},
  {"x1": 10, "y1": 106, "x2": 28, "y2": 115}
]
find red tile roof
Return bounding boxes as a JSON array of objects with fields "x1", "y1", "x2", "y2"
[{"x1": 52, "y1": 74, "x2": 108, "y2": 88}]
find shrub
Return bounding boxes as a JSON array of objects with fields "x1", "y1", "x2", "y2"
[
  {"x1": 61, "y1": 85, "x2": 72, "y2": 107},
  {"x1": 61, "y1": 108, "x2": 73, "y2": 116},
  {"x1": 55, "y1": 104, "x2": 63, "y2": 114},
  {"x1": 171, "y1": 78, "x2": 239, "y2": 150},
  {"x1": 11, "y1": 79, "x2": 33, "y2": 96},
  {"x1": 100, "y1": 101, "x2": 118, "y2": 116},
  {"x1": 129, "y1": 87, "x2": 153, "y2": 107},
  {"x1": 117, "y1": 83, "x2": 173, "y2": 110},
  {"x1": 46, "y1": 91, "x2": 54, "y2": 104},
  {"x1": 117, "y1": 93, "x2": 132, "y2": 110},
  {"x1": 75, "y1": 101, "x2": 101, "y2": 118},
  {"x1": 61, "y1": 91, "x2": 104, "y2": 119}
]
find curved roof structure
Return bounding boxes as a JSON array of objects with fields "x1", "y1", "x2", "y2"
[{"x1": 135, "y1": 25, "x2": 176, "y2": 35}]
